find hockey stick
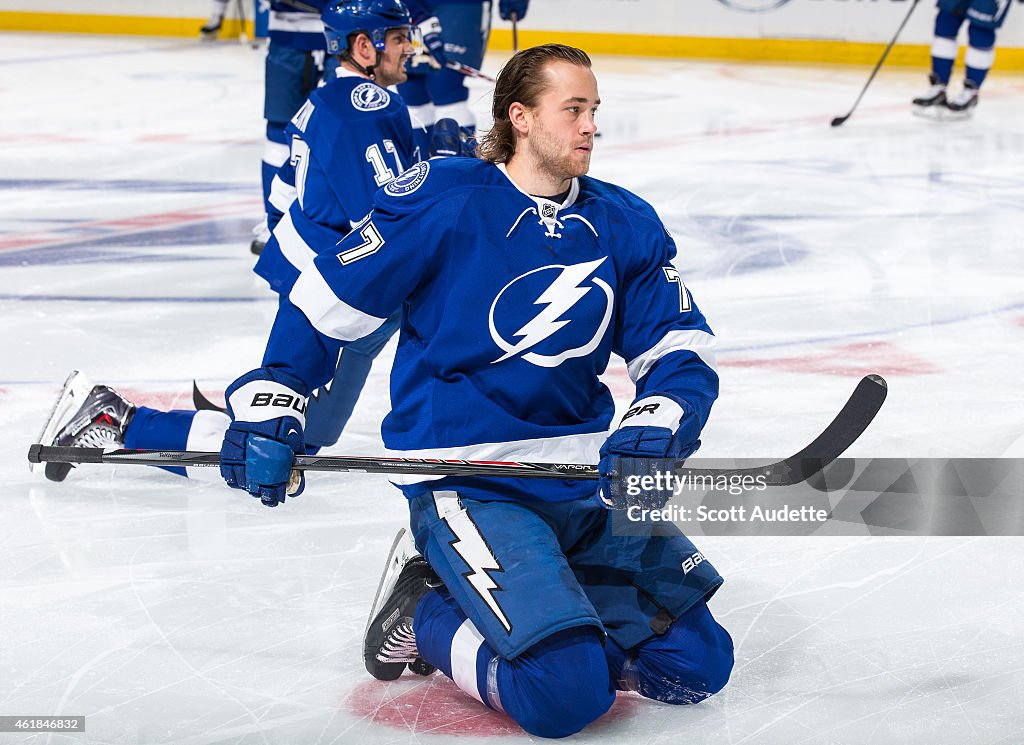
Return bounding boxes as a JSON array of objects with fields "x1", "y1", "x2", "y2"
[
  {"x1": 28, "y1": 375, "x2": 886, "y2": 485},
  {"x1": 445, "y1": 60, "x2": 496, "y2": 83},
  {"x1": 511, "y1": 12, "x2": 519, "y2": 53},
  {"x1": 830, "y1": 0, "x2": 920, "y2": 127},
  {"x1": 235, "y1": 0, "x2": 248, "y2": 44}
]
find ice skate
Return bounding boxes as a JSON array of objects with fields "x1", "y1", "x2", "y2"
[
  {"x1": 35, "y1": 371, "x2": 136, "y2": 482},
  {"x1": 911, "y1": 73, "x2": 947, "y2": 118},
  {"x1": 363, "y1": 529, "x2": 441, "y2": 681},
  {"x1": 944, "y1": 80, "x2": 979, "y2": 117},
  {"x1": 199, "y1": 2, "x2": 227, "y2": 39}
]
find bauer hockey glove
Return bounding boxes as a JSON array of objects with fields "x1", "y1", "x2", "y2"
[
  {"x1": 498, "y1": 0, "x2": 528, "y2": 21},
  {"x1": 417, "y1": 16, "x2": 447, "y2": 67},
  {"x1": 220, "y1": 368, "x2": 307, "y2": 507},
  {"x1": 597, "y1": 393, "x2": 702, "y2": 510}
]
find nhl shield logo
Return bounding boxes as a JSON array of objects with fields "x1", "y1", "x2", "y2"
[
  {"x1": 540, "y1": 202, "x2": 558, "y2": 219},
  {"x1": 351, "y1": 82, "x2": 390, "y2": 112}
]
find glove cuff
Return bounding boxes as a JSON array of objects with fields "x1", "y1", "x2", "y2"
[
  {"x1": 418, "y1": 16, "x2": 441, "y2": 35},
  {"x1": 227, "y1": 369, "x2": 308, "y2": 428},
  {"x1": 614, "y1": 394, "x2": 685, "y2": 432}
]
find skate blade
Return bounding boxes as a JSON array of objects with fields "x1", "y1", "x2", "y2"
[
  {"x1": 364, "y1": 528, "x2": 418, "y2": 637},
  {"x1": 912, "y1": 105, "x2": 972, "y2": 121},
  {"x1": 32, "y1": 370, "x2": 92, "y2": 474}
]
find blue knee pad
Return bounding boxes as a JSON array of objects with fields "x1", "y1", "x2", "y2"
[
  {"x1": 937, "y1": 0, "x2": 969, "y2": 19},
  {"x1": 606, "y1": 601, "x2": 733, "y2": 705},
  {"x1": 968, "y1": 22, "x2": 996, "y2": 49},
  {"x1": 499, "y1": 627, "x2": 614, "y2": 739},
  {"x1": 414, "y1": 589, "x2": 613, "y2": 739},
  {"x1": 936, "y1": 7, "x2": 966, "y2": 38}
]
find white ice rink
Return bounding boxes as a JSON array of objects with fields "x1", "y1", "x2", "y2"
[{"x1": 2, "y1": 32, "x2": 1024, "y2": 744}]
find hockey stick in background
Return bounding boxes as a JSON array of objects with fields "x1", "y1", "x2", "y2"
[
  {"x1": 511, "y1": 12, "x2": 519, "y2": 53},
  {"x1": 28, "y1": 375, "x2": 886, "y2": 486},
  {"x1": 830, "y1": 0, "x2": 921, "y2": 127},
  {"x1": 234, "y1": 0, "x2": 248, "y2": 44},
  {"x1": 445, "y1": 60, "x2": 496, "y2": 83}
]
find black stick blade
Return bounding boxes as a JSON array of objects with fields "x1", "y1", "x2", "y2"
[{"x1": 831, "y1": 115, "x2": 849, "y2": 127}]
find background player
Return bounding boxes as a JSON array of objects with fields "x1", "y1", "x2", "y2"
[
  {"x1": 252, "y1": 0, "x2": 331, "y2": 255},
  {"x1": 913, "y1": 0, "x2": 1012, "y2": 114},
  {"x1": 397, "y1": 0, "x2": 528, "y2": 156},
  {"x1": 37, "y1": 0, "x2": 420, "y2": 484},
  {"x1": 217, "y1": 43, "x2": 733, "y2": 737}
]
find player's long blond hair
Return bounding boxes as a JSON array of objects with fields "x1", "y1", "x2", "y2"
[{"x1": 477, "y1": 44, "x2": 592, "y2": 164}]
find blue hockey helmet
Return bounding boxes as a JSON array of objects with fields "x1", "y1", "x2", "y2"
[{"x1": 322, "y1": 0, "x2": 413, "y2": 56}]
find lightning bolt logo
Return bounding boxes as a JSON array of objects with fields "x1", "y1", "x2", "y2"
[
  {"x1": 434, "y1": 493, "x2": 511, "y2": 632},
  {"x1": 488, "y1": 257, "x2": 614, "y2": 368}
]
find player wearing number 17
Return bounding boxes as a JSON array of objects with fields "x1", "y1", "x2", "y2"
[{"x1": 222, "y1": 44, "x2": 732, "y2": 736}]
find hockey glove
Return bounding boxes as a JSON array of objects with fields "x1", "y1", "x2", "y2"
[
  {"x1": 430, "y1": 118, "x2": 477, "y2": 158},
  {"x1": 597, "y1": 393, "x2": 702, "y2": 510},
  {"x1": 417, "y1": 16, "x2": 446, "y2": 67},
  {"x1": 498, "y1": 0, "x2": 528, "y2": 21},
  {"x1": 220, "y1": 368, "x2": 307, "y2": 507}
]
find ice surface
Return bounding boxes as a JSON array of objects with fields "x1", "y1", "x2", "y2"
[{"x1": 1, "y1": 33, "x2": 1022, "y2": 744}]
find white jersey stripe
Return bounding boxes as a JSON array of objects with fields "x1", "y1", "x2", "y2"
[
  {"x1": 269, "y1": 174, "x2": 297, "y2": 216},
  {"x1": 290, "y1": 267, "x2": 387, "y2": 342},
  {"x1": 274, "y1": 209, "x2": 316, "y2": 273},
  {"x1": 385, "y1": 431, "x2": 607, "y2": 484},
  {"x1": 626, "y1": 329, "x2": 718, "y2": 383},
  {"x1": 267, "y1": 12, "x2": 323, "y2": 33}
]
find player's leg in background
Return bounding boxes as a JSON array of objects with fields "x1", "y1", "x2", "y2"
[
  {"x1": 303, "y1": 311, "x2": 401, "y2": 451},
  {"x1": 201, "y1": 0, "x2": 230, "y2": 38},
  {"x1": 914, "y1": 0, "x2": 969, "y2": 111},
  {"x1": 932, "y1": 0, "x2": 969, "y2": 84},
  {"x1": 950, "y1": 0, "x2": 1013, "y2": 109},
  {"x1": 566, "y1": 500, "x2": 733, "y2": 704},
  {"x1": 38, "y1": 371, "x2": 227, "y2": 481},
  {"x1": 259, "y1": 44, "x2": 322, "y2": 252},
  {"x1": 424, "y1": 1, "x2": 492, "y2": 134},
  {"x1": 125, "y1": 407, "x2": 229, "y2": 478},
  {"x1": 406, "y1": 492, "x2": 615, "y2": 738}
]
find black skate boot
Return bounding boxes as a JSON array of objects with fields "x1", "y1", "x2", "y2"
[
  {"x1": 35, "y1": 371, "x2": 136, "y2": 482},
  {"x1": 912, "y1": 73, "x2": 947, "y2": 110},
  {"x1": 200, "y1": 1, "x2": 228, "y2": 39},
  {"x1": 945, "y1": 80, "x2": 979, "y2": 116},
  {"x1": 364, "y1": 529, "x2": 442, "y2": 681}
]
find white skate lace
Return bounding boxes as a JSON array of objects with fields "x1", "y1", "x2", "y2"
[{"x1": 376, "y1": 621, "x2": 419, "y2": 664}]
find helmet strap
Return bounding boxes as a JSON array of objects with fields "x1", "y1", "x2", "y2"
[{"x1": 339, "y1": 32, "x2": 382, "y2": 81}]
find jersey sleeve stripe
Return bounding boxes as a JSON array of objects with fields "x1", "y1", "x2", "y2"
[
  {"x1": 290, "y1": 266, "x2": 387, "y2": 342},
  {"x1": 268, "y1": 175, "x2": 296, "y2": 216},
  {"x1": 267, "y1": 11, "x2": 324, "y2": 33},
  {"x1": 626, "y1": 329, "x2": 718, "y2": 383},
  {"x1": 274, "y1": 209, "x2": 317, "y2": 273},
  {"x1": 263, "y1": 139, "x2": 290, "y2": 167}
]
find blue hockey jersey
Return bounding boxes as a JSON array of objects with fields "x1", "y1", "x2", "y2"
[
  {"x1": 255, "y1": 69, "x2": 417, "y2": 296},
  {"x1": 268, "y1": 157, "x2": 720, "y2": 503}
]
